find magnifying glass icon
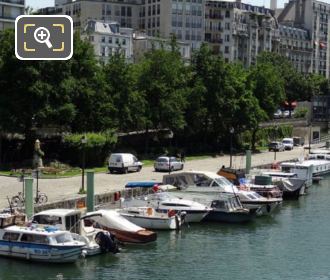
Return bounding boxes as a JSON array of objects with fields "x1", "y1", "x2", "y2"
[{"x1": 34, "y1": 27, "x2": 53, "y2": 49}]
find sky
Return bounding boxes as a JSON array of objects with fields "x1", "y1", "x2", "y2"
[{"x1": 25, "y1": 0, "x2": 330, "y2": 10}]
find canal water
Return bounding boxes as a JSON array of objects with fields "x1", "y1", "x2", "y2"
[{"x1": 1, "y1": 177, "x2": 330, "y2": 280}]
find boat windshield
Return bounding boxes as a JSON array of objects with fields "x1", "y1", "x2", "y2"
[
  {"x1": 153, "y1": 192, "x2": 173, "y2": 201},
  {"x1": 214, "y1": 177, "x2": 233, "y2": 187},
  {"x1": 54, "y1": 232, "x2": 73, "y2": 244}
]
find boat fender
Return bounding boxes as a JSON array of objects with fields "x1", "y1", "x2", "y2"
[
  {"x1": 266, "y1": 204, "x2": 271, "y2": 213},
  {"x1": 175, "y1": 215, "x2": 181, "y2": 230},
  {"x1": 147, "y1": 207, "x2": 153, "y2": 216},
  {"x1": 95, "y1": 231, "x2": 120, "y2": 254},
  {"x1": 168, "y1": 209, "x2": 176, "y2": 217},
  {"x1": 114, "y1": 192, "x2": 121, "y2": 201}
]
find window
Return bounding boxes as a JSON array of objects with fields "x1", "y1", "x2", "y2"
[
  {"x1": 3, "y1": 232, "x2": 19, "y2": 241},
  {"x1": 21, "y1": 234, "x2": 48, "y2": 244},
  {"x1": 225, "y1": 46, "x2": 229, "y2": 53}
]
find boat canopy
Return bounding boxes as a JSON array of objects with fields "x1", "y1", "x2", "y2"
[{"x1": 125, "y1": 181, "x2": 162, "y2": 188}]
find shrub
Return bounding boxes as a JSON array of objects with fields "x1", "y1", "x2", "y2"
[
  {"x1": 294, "y1": 107, "x2": 308, "y2": 118},
  {"x1": 62, "y1": 130, "x2": 117, "y2": 167}
]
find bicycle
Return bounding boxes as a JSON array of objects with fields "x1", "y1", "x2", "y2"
[{"x1": 11, "y1": 190, "x2": 48, "y2": 207}]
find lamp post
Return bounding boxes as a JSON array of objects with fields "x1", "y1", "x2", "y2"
[
  {"x1": 308, "y1": 123, "x2": 312, "y2": 152},
  {"x1": 80, "y1": 135, "x2": 87, "y2": 194},
  {"x1": 229, "y1": 127, "x2": 234, "y2": 168},
  {"x1": 274, "y1": 127, "x2": 277, "y2": 161}
]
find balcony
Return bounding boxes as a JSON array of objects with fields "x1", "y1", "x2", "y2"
[
  {"x1": 0, "y1": 14, "x2": 18, "y2": 21},
  {"x1": 0, "y1": 0, "x2": 24, "y2": 6}
]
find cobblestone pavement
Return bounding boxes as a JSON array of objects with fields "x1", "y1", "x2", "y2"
[{"x1": 0, "y1": 147, "x2": 307, "y2": 209}]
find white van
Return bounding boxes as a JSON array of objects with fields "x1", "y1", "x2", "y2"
[
  {"x1": 282, "y1": 138, "x2": 294, "y2": 150},
  {"x1": 108, "y1": 153, "x2": 143, "y2": 174}
]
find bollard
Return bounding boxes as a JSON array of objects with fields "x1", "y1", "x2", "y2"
[
  {"x1": 245, "y1": 150, "x2": 252, "y2": 175},
  {"x1": 86, "y1": 171, "x2": 94, "y2": 212},
  {"x1": 24, "y1": 178, "x2": 34, "y2": 219}
]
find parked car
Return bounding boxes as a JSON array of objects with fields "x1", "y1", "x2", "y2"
[
  {"x1": 108, "y1": 153, "x2": 143, "y2": 174},
  {"x1": 273, "y1": 109, "x2": 282, "y2": 119},
  {"x1": 154, "y1": 156, "x2": 184, "y2": 172},
  {"x1": 293, "y1": 136, "x2": 305, "y2": 146},
  {"x1": 268, "y1": 141, "x2": 285, "y2": 152},
  {"x1": 282, "y1": 138, "x2": 294, "y2": 150}
]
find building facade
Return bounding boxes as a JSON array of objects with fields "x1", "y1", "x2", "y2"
[
  {"x1": 0, "y1": 0, "x2": 25, "y2": 31},
  {"x1": 279, "y1": 24, "x2": 312, "y2": 73},
  {"x1": 39, "y1": 0, "x2": 205, "y2": 50},
  {"x1": 83, "y1": 20, "x2": 134, "y2": 63},
  {"x1": 133, "y1": 31, "x2": 191, "y2": 62},
  {"x1": 278, "y1": 0, "x2": 330, "y2": 77},
  {"x1": 312, "y1": 95, "x2": 330, "y2": 122},
  {"x1": 205, "y1": 1, "x2": 280, "y2": 66}
]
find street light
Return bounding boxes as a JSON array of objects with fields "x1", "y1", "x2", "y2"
[
  {"x1": 229, "y1": 127, "x2": 235, "y2": 168},
  {"x1": 308, "y1": 123, "x2": 312, "y2": 152},
  {"x1": 80, "y1": 135, "x2": 87, "y2": 194}
]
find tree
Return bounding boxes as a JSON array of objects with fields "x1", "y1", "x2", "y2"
[
  {"x1": 136, "y1": 47, "x2": 188, "y2": 152},
  {"x1": 103, "y1": 51, "x2": 145, "y2": 132},
  {"x1": 249, "y1": 61, "x2": 285, "y2": 119}
]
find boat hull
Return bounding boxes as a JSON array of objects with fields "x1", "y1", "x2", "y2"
[
  {"x1": 241, "y1": 201, "x2": 281, "y2": 216},
  {"x1": 203, "y1": 210, "x2": 256, "y2": 223},
  {"x1": 120, "y1": 214, "x2": 179, "y2": 230},
  {"x1": 99, "y1": 227, "x2": 157, "y2": 244},
  {"x1": 0, "y1": 241, "x2": 83, "y2": 263}
]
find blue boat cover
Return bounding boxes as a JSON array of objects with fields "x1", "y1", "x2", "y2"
[{"x1": 125, "y1": 181, "x2": 162, "y2": 188}]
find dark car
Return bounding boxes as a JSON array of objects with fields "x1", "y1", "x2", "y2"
[{"x1": 268, "y1": 141, "x2": 285, "y2": 152}]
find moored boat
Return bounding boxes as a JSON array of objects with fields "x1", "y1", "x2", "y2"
[
  {"x1": 85, "y1": 210, "x2": 157, "y2": 244},
  {"x1": 163, "y1": 171, "x2": 282, "y2": 216},
  {"x1": 0, "y1": 213, "x2": 85, "y2": 263},
  {"x1": 117, "y1": 207, "x2": 185, "y2": 230},
  {"x1": 123, "y1": 184, "x2": 211, "y2": 223},
  {"x1": 203, "y1": 193, "x2": 257, "y2": 223},
  {"x1": 32, "y1": 209, "x2": 119, "y2": 256}
]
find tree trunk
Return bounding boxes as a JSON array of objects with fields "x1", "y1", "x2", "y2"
[
  {"x1": 0, "y1": 134, "x2": 2, "y2": 168},
  {"x1": 251, "y1": 128, "x2": 258, "y2": 151},
  {"x1": 144, "y1": 125, "x2": 149, "y2": 155}
]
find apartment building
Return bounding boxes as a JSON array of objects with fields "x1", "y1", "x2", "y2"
[
  {"x1": 279, "y1": 24, "x2": 312, "y2": 73},
  {"x1": 40, "y1": 0, "x2": 205, "y2": 49},
  {"x1": 133, "y1": 31, "x2": 191, "y2": 62},
  {"x1": 0, "y1": 0, "x2": 25, "y2": 31},
  {"x1": 40, "y1": 0, "x2": 140, "y2": 29},
  {"x1": 83, "y1": 19, "x2": 134, "y2": 63},
  {"x1": 278, "y1": 0, "x2": 330, "y2": 77},
  {"x1": 205, "y1": 0, "x2": 280, "y2": 66}
]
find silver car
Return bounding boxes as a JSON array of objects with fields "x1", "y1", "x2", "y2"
[{"x1": 154, "y1": 156, "x2": 184, "y2": 172}]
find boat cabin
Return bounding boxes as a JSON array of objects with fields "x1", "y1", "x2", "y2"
[
  {"x1": 163, "y1": 171, "x2": 237, "y2": 193},
  {"x1": 32, "y1": 209, "x2": 82, "y2": 234},
  {"x1": 0, "y1": 213, "x2": 26, "y2": 229}
]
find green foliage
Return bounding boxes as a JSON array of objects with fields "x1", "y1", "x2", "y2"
[
  {"x1": 293, "y1": 107, "x2": 308, "y2": 118},
  {"x1": 63, "y1": 131, "x2": 117, "y2": 149},
  {"x1": 136, "y1": 47, "x2": 188, "y2": 131},
  {"x1": 1, "y1": 29, "x2": 328, "y2": 165},
  {"x1": 240, "y1": 125, "x2": 293, "y2": 149}
]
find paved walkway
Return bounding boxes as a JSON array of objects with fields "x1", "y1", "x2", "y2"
[{"x1": 0, "y1": 147, "x2": 307, "y2": 209}]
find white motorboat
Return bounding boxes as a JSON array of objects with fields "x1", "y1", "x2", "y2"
[
  {"x1": 163, "y1": 171, "x2": 282, "y2": 216},
  {"x1": 85, "y1": 210, "x2": 157, "y2": 244},
  {"x1": 0, "y1": 213, "x2": 85, "y2": 263},
  {"x1": 117, "y1": 207, "x2": 185, "y2": 230},
  {"x1": 32, "y1": 209, "x2": 119, "y2": 256},
  {"x1": 122, "y1": 190, "x2": 211, "y2": 223},
  {"x1": 281, "y1": 159, "x2": 329, "y2": 183}
]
